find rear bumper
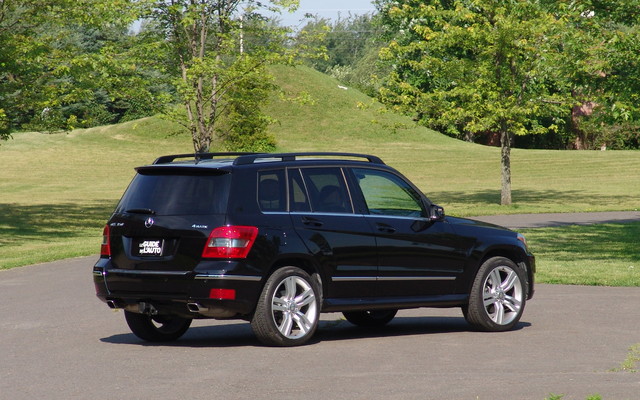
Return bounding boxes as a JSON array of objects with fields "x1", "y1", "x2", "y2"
[{"x1": 93, "y1": 257, "x2": 263, "y2": 319}]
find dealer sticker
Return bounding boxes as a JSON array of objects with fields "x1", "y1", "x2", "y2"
[{"x1": 137, "y1": 240, "x2": 164, "y2": 256}]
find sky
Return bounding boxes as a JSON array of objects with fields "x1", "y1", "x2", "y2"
[
  {"x1": 130, "y1": 1, "x2": 377, "y2": 33},
  {"x1": 275, "y1": 0, "x2": 377, "y2": 28}
]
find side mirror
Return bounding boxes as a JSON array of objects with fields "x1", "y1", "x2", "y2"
[{"x1": 429, "y1": 205, "x2": 445, "y2": 222}]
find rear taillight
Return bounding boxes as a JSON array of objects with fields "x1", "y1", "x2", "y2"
[
  {"x1": 100, "y1": 225, "x2": 111, "y2": 257},
  {"x1": 202, "y1": 226, "x2": 258, "y2": 259}
]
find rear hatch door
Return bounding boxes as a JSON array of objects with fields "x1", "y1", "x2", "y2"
[{"x1": 107, "y1": 166, "x2": 230, "y2": 274}]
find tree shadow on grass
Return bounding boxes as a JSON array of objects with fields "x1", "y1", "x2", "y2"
[
  {"x1": 0, "y1": 201, "x2": 117, "y2": 244},
  {"x1": 525, "y1": 222, "x2": 640, "y2": 263}
]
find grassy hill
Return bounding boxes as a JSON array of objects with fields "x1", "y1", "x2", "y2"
[
  {"x1": 267, "y1": 66, "x2": 640, "y2": 215},
  {"x1": 1, "y1": 65, "x2": 639, "y2": 269}
]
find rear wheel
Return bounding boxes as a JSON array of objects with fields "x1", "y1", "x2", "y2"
[
  {"x1": 251, "y1": 267, "x2": 320, "y2": 346},
  {"x1": 343, "y1": 310, "x2": 397, "y2": 327},
  {"x1": 463, "y1": 257, "x2": 526, "y2": 332},
  {"x1": 124, "y1": 311, "x2": 192, "y2": 342}
]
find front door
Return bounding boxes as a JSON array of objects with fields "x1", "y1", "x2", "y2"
[{"x1": 351, "y1": 168, "x2": 465, "y2": 297}]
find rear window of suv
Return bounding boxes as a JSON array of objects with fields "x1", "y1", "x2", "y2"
[{"x1": 115, "y1": 169, "x2": 231, "y2": 216}]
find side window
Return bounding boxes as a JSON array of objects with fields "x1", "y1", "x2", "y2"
[
  {"x1": 353, "y1": 168, "x2": 425, "y2": 218},
  {"x1": 300, "y1": 167, "x2": 353, "y2": 214},
  {"x1": 288, "y1": 169, "x2": 311, "y2": 212},
  {"x1": 258, "y1": 170, "x2": 286, "y2": 212}
]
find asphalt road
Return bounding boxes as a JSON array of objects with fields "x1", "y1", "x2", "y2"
[
  {"x1": 472, "y1": 210, "x2": 640, "y2": 229},
  {"x1": 2, "y1": 253, "x2": 640, "y2": 400}
]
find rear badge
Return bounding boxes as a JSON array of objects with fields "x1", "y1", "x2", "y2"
[{"x1": 145, "y1": 217, "x2": 155, "y2": 228}]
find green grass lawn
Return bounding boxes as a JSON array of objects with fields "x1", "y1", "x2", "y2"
[
  {"x1": 0, "y1": 118, "x2": 193, "y2": 268},
  {"x1": 1, "y1": 65, "x2": 639, "y2": 273},
  {"x1": 522, "y1": 223, "x2": 640, "y2": 287}
]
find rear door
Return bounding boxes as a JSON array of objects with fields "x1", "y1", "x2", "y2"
[
  {"x1": 288, "y1": 167, "x2": 378, "y2": 299},
  {"x1": 350, "y1": 167, "x2": 466, "y2": 297}
]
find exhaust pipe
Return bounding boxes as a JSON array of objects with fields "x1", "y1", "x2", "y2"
[
  {"x1": 107, "y1": 300, "x2": 121, "y2": 309},
  {"x1": 187, "y1": 303, "x2": 236, "y2": 318},
  {"x1": 187, "y1": 303, "x2": 208, "y2": 313}
]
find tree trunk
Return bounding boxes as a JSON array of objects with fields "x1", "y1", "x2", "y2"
[
  {"x1": 500, "y1": 127, "x2": 512, "y2": 205},
  {"x1": 571, "y1": 101, "x2": 597, "y2": 150}
]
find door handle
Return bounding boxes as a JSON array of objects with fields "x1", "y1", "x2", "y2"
[
  {"x1": 376, "y1": 223, "x2": 396, "y2": 234},
  {"x1": 301, "y1": 216, "x2": 323, "y2": 227}
]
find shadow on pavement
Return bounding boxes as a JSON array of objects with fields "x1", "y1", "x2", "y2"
[{"x1": 99, "y1": 316, "x2": 532, "y2": 348}]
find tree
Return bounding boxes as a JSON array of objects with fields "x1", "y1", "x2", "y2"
[
  {"x1": 0, "y1": 0, "x2": 159, "y2": 138},
  {"x1": 295, "y1": 13, "x2": 388, "y2": 97},
  {"x1": 376, "y1": 0, "x2": 569, "y2": 205},
  {"x1": 545, "y1": 1, "x2": 640, "y2": 149},
  {"x1": 142, "y1": 0, "x2": 300, "y2": 153},
  {"x1": 0, "y1": 0, "x2": 53, "y2": 139}
]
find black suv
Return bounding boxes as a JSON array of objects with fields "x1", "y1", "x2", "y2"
[{"x1": 93, "y1": 152, "x2": 535, "y2": 346}]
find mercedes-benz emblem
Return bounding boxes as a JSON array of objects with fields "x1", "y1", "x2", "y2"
[{"x1": 144, "y1": 217, "x2": 155, "y2": 228}]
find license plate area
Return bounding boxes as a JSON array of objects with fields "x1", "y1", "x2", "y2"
[{"x1": 133, "y1": 238, "x2": 165, "y2": 257}]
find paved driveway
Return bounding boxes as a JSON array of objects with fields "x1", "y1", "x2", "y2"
[
  {"x1": 1, "y1": 256, "x2": 639, "y2": 400},
  {"x1": 472, "y1": 211, "x2": 640, "y2": 229}
]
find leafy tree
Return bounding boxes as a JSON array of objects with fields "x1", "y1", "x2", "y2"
[
  {"x1": 0, "y1": 0, "x2": 160, "y2": 138},
  {"x1": 296, "y1": 13, "x2": 387, "y2": 96},
  {"x1": 0, "y1": 0, "x2": 51, "y2": 138},
  {"x1": 374, "y1": 0, "x2": 640, "y2": 155},
  {"x1": 294, "y1": 17, "x2": 332, "y2": 72},
  {"x1": 546, "y1": 1, "x2": 640, "y2": 149},
  {"x1": 141, "y1": 0, "x2": 301, "y2": 153},
  {"x1": 376, "y1": 0, "x2": 569, "y2": 205}
]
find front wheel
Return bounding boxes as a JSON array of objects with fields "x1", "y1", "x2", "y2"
[
  {"x1": 124, "y1": 311, "x2": 192, "y2": 342},
  {"x1": 463, "y1": 257, "x2": 526, "y2": 332},
  {"x1": 251, "y1": 267, "x2": 320, "y2": 346}
]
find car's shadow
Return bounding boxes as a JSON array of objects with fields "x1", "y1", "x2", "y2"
[{"x1": 100, "y1": 316, "x2": 531, "y2": 348}]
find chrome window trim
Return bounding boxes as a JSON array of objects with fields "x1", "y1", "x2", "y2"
[
  {"x1": 289, "y1": 211, "x2": 363, "y2": 217},
  {"x1": 264, "y1": 211, "x2": 431, "y2": 221}
]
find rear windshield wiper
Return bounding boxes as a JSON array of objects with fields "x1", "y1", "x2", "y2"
[{"x1": 125, "y1": 208, "x2": 156, "y2": 215}]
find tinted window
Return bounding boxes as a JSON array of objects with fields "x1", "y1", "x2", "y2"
[
  {"x1": 300, "y1": 167, "x2": 353, "y2": 214},
  {"x1": 116, "y1": 171, "x2": 231, "y2": 216},
  {"x1": 288, "y1": 169, "x2": 311, "y2": 212},
  {"x1": 258, "y1": 170, "x2": 286, "y2": 212},
  {"x1": 353, "y1": 168, "x2": 424, "y2": 217}
]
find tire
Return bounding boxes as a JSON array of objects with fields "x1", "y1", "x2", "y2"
[
  {"x1": 124, "y1": 311, "x2": 192, "y2": 342},
  {"x1": 463, "y1": 257, "x2": 526, "y2": 332},
  {"x1": 343, "y1": 310, "x2": 397, "y2": 327},
  {"x1": 251, "y1": 267, "x2": 320, "y2": 346}
]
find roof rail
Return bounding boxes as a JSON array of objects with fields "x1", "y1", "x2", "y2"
[
  {"x1": 153, "y1": 152, "x2": 258, "y2": 165},
  {"x1": 233, "y1": 152, "x2": 385, "y2": 166}
]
